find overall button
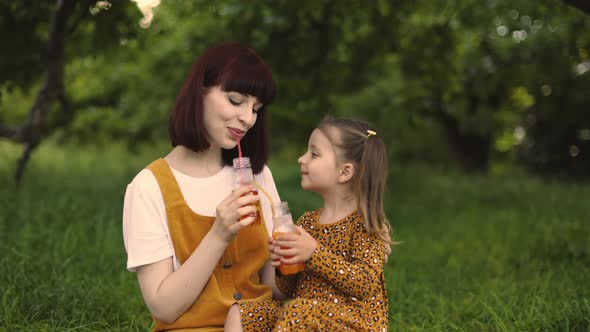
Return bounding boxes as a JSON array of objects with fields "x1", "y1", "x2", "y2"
[
  {"x1": 233, "y1": 292, "x2": 242, "y2": 300},
  {"x1": 223, "y1": 262, "x2": 232, "y2": 269}
]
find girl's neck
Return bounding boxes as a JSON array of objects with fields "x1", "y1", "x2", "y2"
[
  {"x1": 165, "y1": 145, "x2": 224, "y2": 178},
  {"x1": 319, "y1": 189, "x2": 357, "y2": 224}
]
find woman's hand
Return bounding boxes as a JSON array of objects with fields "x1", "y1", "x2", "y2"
[
  {"x1": 211, "y1": 185, "x2": 259, "y2": 243},
  {"x1": 271, "y1": 226, "x2": 317, "y2": 264}
]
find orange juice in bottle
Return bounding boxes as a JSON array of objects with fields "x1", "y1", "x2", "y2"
[
  {"x1": 272, "y1": 202, "x2": 305, "y2": 275},
  {"x1": 232, "y1": 157, "x2": 261, "y2": 225}
]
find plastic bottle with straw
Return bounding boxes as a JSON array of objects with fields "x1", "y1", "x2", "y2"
[{"x1": 232, "y1": 157, "x2": 262, "y2": 225}]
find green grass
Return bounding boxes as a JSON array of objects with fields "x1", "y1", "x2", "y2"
[{"x1": 1, "y1": 141, "x2": 589, "y2": 331}]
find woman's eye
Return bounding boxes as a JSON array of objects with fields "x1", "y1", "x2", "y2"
[
  {"x1": 229, "y1": 98, "x2": 241, "y2": 106},
  {"x1": 252, "y1": 108, "x2": 259, "y2": 114},
  {"x1": 311, "y1": 152, "x2": 319, "y2": 158}
]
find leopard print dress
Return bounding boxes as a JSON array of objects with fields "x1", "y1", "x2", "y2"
[{"x1": 238, "y1": 209, "x2": 389, "y2": 332}]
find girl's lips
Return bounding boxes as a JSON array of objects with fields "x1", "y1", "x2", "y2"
[{"x1": 228, "y1": 127, "x2": 245, "y2": 140}]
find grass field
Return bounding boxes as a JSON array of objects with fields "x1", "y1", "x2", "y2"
[{"x1": 1, "y1": 141, "x2": 589, "y2": 331}]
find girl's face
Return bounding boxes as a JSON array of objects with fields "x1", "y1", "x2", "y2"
[
  {"x1": 298, "y1": 128, "x2": 341, "y2": 194},
  {"x1": 202, "y1": 85, "x2": 263, "y2": 150}
]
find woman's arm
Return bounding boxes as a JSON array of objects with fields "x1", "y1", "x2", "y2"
[
  {"x1": 136, "y1": 230, "x2": 228, "y2": 323},
  {"x1": 134, "y1": 185, "x2": 260, "y2": 324},
  {"x1": 260, "y1": 257, "x2": 288, "y2": 301}
]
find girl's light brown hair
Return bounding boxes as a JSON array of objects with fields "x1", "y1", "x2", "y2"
[{"x1": 318, "y1": 118, "x2": 392, "y2": 243}]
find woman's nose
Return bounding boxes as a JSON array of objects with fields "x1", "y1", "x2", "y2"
[{"x1": 238, "y1": 108, "x2": 256, "y2": 128}]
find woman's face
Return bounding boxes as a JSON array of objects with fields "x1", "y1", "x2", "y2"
[{"x1": 202, "y1": 86, "x2": 263, "y2": 150}]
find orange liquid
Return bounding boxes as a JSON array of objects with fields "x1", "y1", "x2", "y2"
[
  {"x1": 272, "y1": 231, "x2": 306, "y2": 275},
  {"x1": 240, "y1": 190, "x2": 261, "y2": 225}
]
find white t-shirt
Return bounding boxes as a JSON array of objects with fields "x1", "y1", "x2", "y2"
[{"x1": 122, "y1": 163, "x2": 281, "y2": 272}]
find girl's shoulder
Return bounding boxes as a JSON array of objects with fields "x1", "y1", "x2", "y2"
[
  {"x1": 295, "y1": 209, "x2": 321, "y2": 226},
  {"x1": 349, "y1": 210, "x2": 366, "y2": 228},
  {"x1": 348, "y1": 211, "x2": 380, "y2": 239}
]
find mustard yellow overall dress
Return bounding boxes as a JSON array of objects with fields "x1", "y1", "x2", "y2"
[{"x1": 147, "y1": 159, "x2": 272, "y2": 331}]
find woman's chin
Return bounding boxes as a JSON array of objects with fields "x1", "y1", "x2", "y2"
[{"x1": 220, "y1": 140, "x2": 238, "y2": 150}]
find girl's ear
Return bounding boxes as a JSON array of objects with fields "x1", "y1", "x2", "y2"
[{"x1": 338, "y1": 163, "x2": 355, "y2": 183}]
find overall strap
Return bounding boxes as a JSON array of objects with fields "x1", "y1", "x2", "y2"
[{"x1": 146, "y1": 158, "x2": 185, "y2": 208}]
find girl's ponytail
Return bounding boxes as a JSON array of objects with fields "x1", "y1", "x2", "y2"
[
  {"x1": 318, "y1": 118, "x2": 391, "y2": 243},
  {"x1": 357, "y1": 128, "x2": 390, "y2": 242}
]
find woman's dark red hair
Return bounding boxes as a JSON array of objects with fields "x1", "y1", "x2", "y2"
[{"x1": 168, "y1": 42, "x2": 275, "y2": 174}]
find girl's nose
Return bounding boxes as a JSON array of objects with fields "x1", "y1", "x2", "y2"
[{"x1": 297, "y1": 155, "x2": 304, "y2": 165}]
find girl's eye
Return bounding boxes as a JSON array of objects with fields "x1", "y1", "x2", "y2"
[
  {"x1": 311, "y1": 152, "x2": 319, "y2": 158},
  {"x1": 229, "y1": 98, "x2": 241, "y2": 106},
  {"x1": 252, "y1": 108, "x2": 259, "y2": 114}
]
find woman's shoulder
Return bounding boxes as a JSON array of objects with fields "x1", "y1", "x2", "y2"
[
  {"x1": 255, "y1": 164, "x2": 275, "y2": 181},
  {"x1": 124, "y1": 167, "x2": 163, "y2": 203},
  {"x1": 128, "y1": 168, "x2": 158, "y2": 189}
]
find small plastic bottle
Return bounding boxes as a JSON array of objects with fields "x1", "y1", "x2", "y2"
[
  {"x1": 272, "y1": 201, "x2": 306, "y2": 275},
  {"x1": 232, "y1": 157, "x2": 261, "y2": 225}
]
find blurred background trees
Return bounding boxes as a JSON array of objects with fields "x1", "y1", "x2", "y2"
[{"x1": 1, "y1": 0, "x2": 589, "y2": 181}]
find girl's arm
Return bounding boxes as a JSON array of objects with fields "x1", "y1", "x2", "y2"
[
  {"x1": 307, "y1": 233, "x2": 386, "y2": 299},
  {"x1": 268, "y1": 236, "x2": 302, "y2": 299},
  {"x1": 273, "y1": 269, "x2": 301, "y2": 299},
  {"x1": 275, "y1": 224, "x2": 387, "y2": 300},
  {"x1": 134, "y1": 185, "x2": 260, "y2": 324}
]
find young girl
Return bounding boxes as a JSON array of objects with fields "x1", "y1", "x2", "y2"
[
  {"x1": 122, "y1": 42, "x2": 284, "y2": 331},
  {"x1": 225, "y1": 118, "x2": 391, "y2": 331}
]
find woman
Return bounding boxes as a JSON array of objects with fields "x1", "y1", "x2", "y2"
[{"x1": 123, "y1": 42, "x2": 283, "y2": 331}]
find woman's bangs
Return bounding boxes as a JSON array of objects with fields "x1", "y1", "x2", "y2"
[{"x1": 218, "y1": 58, "x2": 275, "y2": 106}]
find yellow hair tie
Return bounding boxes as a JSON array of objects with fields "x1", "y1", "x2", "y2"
[{"x1": 366, "y1": 130, "x2": 377, "y2": 137}]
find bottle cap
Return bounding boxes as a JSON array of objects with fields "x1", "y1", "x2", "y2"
[
  {"x1": 272, "y1": 201, "x2": 290, "y2": 217},
  {"x1": 232, "y1": 157, "x2": 251, "y2": 168}
]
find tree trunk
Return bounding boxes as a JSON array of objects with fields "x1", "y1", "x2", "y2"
[
  {"x1": 433, "y1": 96, "x2": 492, "y2": 172},
  {"x1": 9, "y1": 0, "x2": 78, "y2": 184}
]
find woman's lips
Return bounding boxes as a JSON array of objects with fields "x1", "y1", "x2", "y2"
[{"x1": 228, "y1": 127, "x2": 245, "y2": 140}]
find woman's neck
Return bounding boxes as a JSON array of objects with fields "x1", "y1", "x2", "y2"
[
  {"x1": 165, "y1": 145, "x2": 224, "y2": 178},
  {"x1": 319, "y1": 189, "x2": 357, "y2": 224}
]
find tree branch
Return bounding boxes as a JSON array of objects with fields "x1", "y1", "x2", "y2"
[{"x1": 0, "y1": 124, "x2": 20, "y2": 140}]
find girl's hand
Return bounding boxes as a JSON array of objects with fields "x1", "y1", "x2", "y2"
[
  {"x1": 381, "y1": 225, "x2": 393, "y2": 264},
  {"x1": 268, "y1": 237, "x2": 282, "y2": 267},
  {"x1": 211, "y1": 185, "x2": 259, "y2": 243},
  {"x1": 272, "y1": 226, "x2": 317, "y2": 264}
]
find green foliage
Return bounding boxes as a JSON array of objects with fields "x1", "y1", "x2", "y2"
[
  {"x1": 0, "y1": 1, "x2": 139, "y2": 90},
  {"x1": 1, "y1": 0, "x2": 590, "y2": 175},
  {"x1": 1, "y1": 143, "x2": 589, "y2": 331},
  {"x1": 0, "y1": 2, "x2": 52, "y2": 89},
  {"x1": 0, "y1": 84, "x2": 36, "y2": 124}
]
